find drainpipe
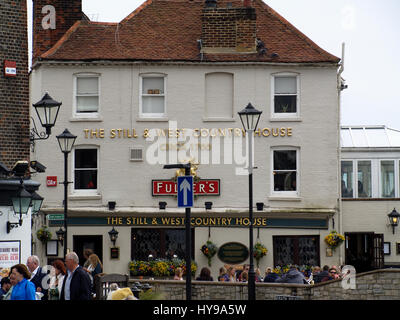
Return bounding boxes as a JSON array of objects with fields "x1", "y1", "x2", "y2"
[{"x1": 337, "y1": 42, "x2": 345, "y2": 266}]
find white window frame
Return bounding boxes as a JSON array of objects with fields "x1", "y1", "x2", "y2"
[
  {"x1": 139, "y1": 73, "x2": 167, "y2": 118},
  {"x1": 73, "y1": 73, "x2": 101, "y2": 119},
  {"x1": 271, "y1": 72, "x2": 300, "y2": 119},
  {"x1": 341, "y1": 160, "x2": 355, "y2": 198},
  {"x1": 72, "y1": 145, "x2": 99, "y2": 196},
  {"x1": 379, "y1": 159, "x2": 398, "y2": 198},
  {"x1": 356, "y1": 159, "x2": 373, "y2": 198},
  {"x1": 270, "y1": 147, "x2": 300, "y2": 197}
]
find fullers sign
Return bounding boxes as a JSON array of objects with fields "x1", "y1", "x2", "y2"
[{"x1": 152, "y1": 179, "x2": 220, "y2": 196}]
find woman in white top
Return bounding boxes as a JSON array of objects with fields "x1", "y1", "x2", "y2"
[{"x1": 48, "y1": 260, "x2": 66, "y2": 300}]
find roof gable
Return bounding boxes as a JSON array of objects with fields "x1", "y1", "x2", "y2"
[{"x1": 39, "y1": 0, "x2": 340, "y2": 64}]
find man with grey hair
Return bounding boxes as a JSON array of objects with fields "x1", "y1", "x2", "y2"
[
  {"x1": 27, "y1": 255, "x2": 48, "y2": 300},
  {"x1": 60, "y1": 252, "x2": 91, "y2": 300}
]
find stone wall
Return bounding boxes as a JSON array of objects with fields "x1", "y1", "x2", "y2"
[{"x1": 129, "y1": 269, "x2": 400, "y2": 300}]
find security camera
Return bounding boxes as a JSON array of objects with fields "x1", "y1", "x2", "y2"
[
  {"x1": 12, "y1": 161, "x2": 29, "y2": 177},
  {"x1": 30, "y1": 160, "x2": 46, "y2": 173}
]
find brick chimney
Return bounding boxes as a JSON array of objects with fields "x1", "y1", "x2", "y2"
[
  {"x1": 201, "y1": 0, "x2": 257, "y2": 53},
  {"x1": 33, "y1": 0, "x2": 84, "y2": 62}
]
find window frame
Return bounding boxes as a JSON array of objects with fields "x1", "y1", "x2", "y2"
[
  {"x1": 73, "y1": 73, "x2": 101, "y2": 119},
  {"x1": 72, "y1": 145, "x2": 99, "y2": 196},
  {"x1": 139, "y1": 73, "x2": 167, "y2": 119},
  {"x1": 271, "y1": 72, "x2": 300, "y2": 119},
  {"x1": 379, "y1": 159, "x2": 397, "y2": 198},
  {"x1": 270, "y1": 147, "x2": 300, "y2": 197}
]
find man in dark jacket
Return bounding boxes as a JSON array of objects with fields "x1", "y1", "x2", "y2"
[
  {"x1": 27, "y1": 255, "x2": 48, "y2": 300},
  {"x1": 275, "y1": 266, "x2": 306, "y2": 284},
  {"x1": 313, "y1": 265, "x2": 331, "y2": 283},
  {"x1": 60, "y1": 252, "x2": 92, "y2": 300}
]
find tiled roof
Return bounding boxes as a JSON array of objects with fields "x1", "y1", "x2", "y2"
[{"x1": 39, "y1": 0, "x2": 340, "y2": 64}]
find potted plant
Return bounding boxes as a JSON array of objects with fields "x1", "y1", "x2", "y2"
[
  {"x1": 253, "y1": 242, "x2": 268, "y2": 268},
  {"x1": 36, "y1": 225, "x2": 52, "y2": 243},
  {"x1": 201, "y1": 240, "x2": 218, "y2": 267},
  {"x1": 324, "y1": 230, "x2": 345, "y2": 252}
]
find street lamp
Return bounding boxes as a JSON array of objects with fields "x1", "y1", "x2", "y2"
[
  {"x1": 388, "y1": 208, "x2": 400, "y2": 234},
  {"x1": 30, "y1": 93, "x2": 62, "y2": 150},
  {"x1": 238, "y1": 102, "x2": 262, "y2": 301},
  {"x1": 56, "y1": 227, "x2": 65, "y2": 245},
  {"x1": 30, "y1": 191, "x2": 44, "y2": 216},
  {"x1": 56, "y1": 129, "x2": 77, "y2": 257}
]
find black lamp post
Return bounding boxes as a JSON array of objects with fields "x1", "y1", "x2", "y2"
[
  {"x1": 163, "y1": 163, "x2": 192, "y2": 301},
  {"x1": 238, "y1": 102, "x2": 262, "y2": 301},
  {"x1": 108, "y1": 227, "x2": 119, "y2": 246},
  {"x1": 56, "y1": 129, "x2": 77, "y2": 257},
  {"x1": 7, "y1": 179, "x2": 33, "y2": 233},
  {"x1": 388, "y1": 208, "x2": 400, "y2": 234}
]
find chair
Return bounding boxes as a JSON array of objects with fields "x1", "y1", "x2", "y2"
[{"x1": 94, "y1": 273, "x2": 129, "y2": 300}]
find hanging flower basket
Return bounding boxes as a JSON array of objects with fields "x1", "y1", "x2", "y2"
[
  {"x1": 201, "y1": 240, "x2": 218, "y2": 267},
  {"x1": 36, "y1": 226, "x2": 52, "y2": 243},
  {"x1": 253, "y1": 242, "x2": 268, "y2": 268},
  {"x1": 324, "y1": 230, "x2": 345, "y2": 251}
]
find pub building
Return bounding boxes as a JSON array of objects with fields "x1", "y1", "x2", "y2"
[{"x1": 30, "y1": 0, "x2": 344, "y2": 276}]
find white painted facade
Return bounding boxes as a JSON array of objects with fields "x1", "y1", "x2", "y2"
[{"x1": 30, "y1": 62, "x2": 341, "y2": 277}]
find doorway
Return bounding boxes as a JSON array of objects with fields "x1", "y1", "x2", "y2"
[
  {"x1": 73, "y1": 235, "x2": 103, "y2": 266},
  {"x1": 345, "y1": 232, "x2": 384, "y2": 273}
]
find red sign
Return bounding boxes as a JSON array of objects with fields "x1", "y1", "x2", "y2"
[
  {"x1": 46, "y1": 176, "x2": 57, "y2": 187},
  {"x1": 4, "y1": 60, "x2": 16, "y2": 77},
  {"x1": 152, "y1": 179, "x2": 220, "y2": 196}
]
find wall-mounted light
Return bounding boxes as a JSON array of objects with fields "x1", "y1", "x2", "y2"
[
  {"x1": 30, "y1": 191, "x2": 44, "y2": 216},
  {"x1": 56, "y1": 227, "x2": 65, "y2": 245},
  {"x1": 159, "y1": 202, "x2": 167, "y2": 210},
  {"x1": 205, "y1": 202, "x2": 213, "y2": 210},
  {"x1": 7, "y1": 179, "x2": 33, "y2": 233},
  {"x1": 108, "y1": 227, "x2": 119, "y2": 246},
  {"x1": 388, "y1": 208, "x2": 400, "y2": 234}
]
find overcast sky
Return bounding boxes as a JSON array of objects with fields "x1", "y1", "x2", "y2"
[{"x1": 28, "y1": 0, "x2": 400, "y2": 129}]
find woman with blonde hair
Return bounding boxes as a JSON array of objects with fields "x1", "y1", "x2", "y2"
[{"x1": 87, "y1": 254, "x2": 103, "y2": 279}]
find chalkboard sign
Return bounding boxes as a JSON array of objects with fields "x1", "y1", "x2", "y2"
[{"x1": 217, "y1": 242, "x2": 249, "y2": 264}]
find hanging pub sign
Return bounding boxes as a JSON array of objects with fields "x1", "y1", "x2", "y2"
[
  {"x1": 152, "y1": 179, "x2": 220, "y2": 196},
  {"x1": 4, "y1": 60, "x2": 17, "y2": 77},
  {"x1": 217, "y1": 242, "x2": 249, "y2": 264}
]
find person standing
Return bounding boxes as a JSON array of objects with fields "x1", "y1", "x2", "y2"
[
  {"x1": 0, "y1": 277, "x2": 11, "y2": 299},
  {"x1": 2, "y1": 266, "x2": 17, "y2": 300},
  {"x1": 48, "y1": 260, "x2": 66, "y2": 300},
  {"x1": 196, "y1": 267, "x2": 214, "y2": 281},
  {"x1": 10, "y1": 264, "x2": 36, "y2": 300},
  {"x1": 60, "y1": 252, "x2": 91, "y2": 300},
  {"x1": 87, "y1": 254, "x2": 103, "y2": 279},
  {"x1": 27, "y1": 255, "x2": 48, "y2": 300},
  {"x1": 82, "y1": 248, "x2": 94, "y2": 270}
]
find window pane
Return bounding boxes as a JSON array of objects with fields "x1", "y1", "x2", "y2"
[
  {"x1": 275, "y1": 77, "x2": 296, "y2": 94},
  {"x1": 75, "y1": 149, "x2": 97, "y2": 168},
  {"x1": 75, "y1": 170, "x2": 97, "y2": 189},
  {"x1": 274, "y1": 150, "x2": 296, "y2": 170},
  {"x1": 341, "y1": 161, "x2": 353, "y2": 198},
  {"x1": 274, "y1": 95, "x2": 296, "y2": 113},
  {"x1": 381, "y1": 161, "x2": 395, "y2": 198},
  {"x1": 142, "y1": 77, "x2": 164, "y2": 94},
  {"x1": 142, "y1": 96, "x2": 164, "y2": 114},
  {"x1": 77, "y1": 96, "x2": 99, "y2": 112},
  {"x1": 357, "y1": 161, "x2": 371, "y2": 198},
  {"x1": 273, "y1": 171, "x2": 296, "y2": 191},
  {"x1": 77, "y1": 77, "x2": 98, "y2": 94}
]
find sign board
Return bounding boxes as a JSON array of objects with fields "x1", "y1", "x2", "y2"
[
  {"x1": 152, "y1": 179, "x2": 220, "y2": 196},
  {"x1": 217, "y1": 242, "x2": 249, "y2": 264},
  {"x1": 4, "y1": 60, "x2": 16, "y2": 77},
  {"x1": 0, "y1": 241, "x2": 21, "y2": 270},
  {"x1": 46, "y1": 176, "x2": 57, "y2": 187},
  {"x1": 47, "y1": 214, "x2": 64, "y2": 221},
  {"x1": 177, "y1": 176, "x2": 193, "y2": 208}
]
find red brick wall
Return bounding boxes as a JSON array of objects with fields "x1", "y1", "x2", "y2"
[
  {"x1": 0, "y1": 0, "x2": 30, "y2": 169},
  {"x1": 202, "y1": 6, "x2": 256, "y2": 52},
  {"x1": 33, "y1": 0, "x2": 83, "y2": 61}
]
